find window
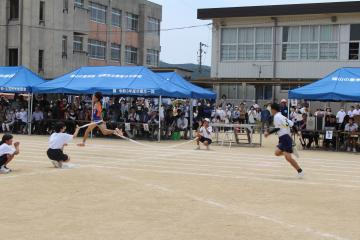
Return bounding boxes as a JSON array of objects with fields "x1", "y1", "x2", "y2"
[
  {"x1": 39, "y1": 1, "x2": 45, "y2": 22},
  {"x1": 282, "y1": 25, "x2": 339, "y2": 60},
  {"x1": 148, "y1": 17, "x2": 160, "y2": 35},
  {"x1": 125, "y1": 46, "x2": 138, "y2": 64},
  {"x1": 62, "y1": 36, "x2": 67, "y2": 57},
  {"x1": 73, "y1": 35, "x2": 83, "y2": 52},
  {"x1": 111, "y1": 43, "x2": 121, "y2": 61},
  {"x1": 63, "y1": 0, "x2": 68, "y2": 12},
  {"x1": 238, "y1": 28, "x2": 254, "y2": 60},
  {"x1": 255, "y1": 27, "x2": 272, "y2": 60},
  {"x1": 88, "y1": 39, "x2": 106, "y2": 59},
  {"x1": 38, "y1": 50, "x2": 44, "y2": 73},
  {"x1": 319, "y1": 25, "x2": 338, "y2": 60},
  {"x1": 111, "y1": 9, "x2": 121, "y2": 27},
  {"x1": 282, "y1": 26, "x2": 300, "y2": 60},
  {"x1": 9, "y1": 0, "x2": 19, "y2": 20},
  {"x1": 126, "y1": 13, "x2": 138, "y2": 31},
  {"x1": 220, "y1": 28, "x2": 237, "y2": 61},
  {"x1": 220, "y1": 27, "x2": 272, "y2": 61},
  {"x1": 255, "y1": 85, "x2": 273, "y2": 100},
  {"x1": 74, "y1": 0, "x2": 84, "y2": 8},
  {"x1": 89, "y1": 2, "x2": 106, "y2": 24},
  {"x1": 349, "y1": 24, "x2": 360, "y2": 60},
  {"x1": 146, "y1": 49, "x2": 159, "y2": 66},
  {"x1": 8, "y1": 49, "x2": 18, "y2": 66}
]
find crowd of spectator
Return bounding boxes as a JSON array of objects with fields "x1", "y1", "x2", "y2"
[{"x1": 0, "y1": 94, "x2": 359, "y2": 151}]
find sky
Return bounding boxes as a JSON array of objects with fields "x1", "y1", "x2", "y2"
[{"x1": 151, "y1": 0, "x2": 354, "y2": 65}]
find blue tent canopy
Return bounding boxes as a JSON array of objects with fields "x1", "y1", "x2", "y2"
[
  {"x1": 0, "y1": 66, "x2": 45, "y2": 93},
  {"x1": 289, "y1": 68, "x2": 360, "y2": 102},
  {"x1": 33, "y1": 66, "x2": 191, "y2": 98},
  {"x1": 157, "y1": 72, "x2": 216, "y2": 99}
]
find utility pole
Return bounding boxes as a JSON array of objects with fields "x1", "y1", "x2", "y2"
[{"x1": 197, "y1": 42, "x2": 208, "y2": 73}]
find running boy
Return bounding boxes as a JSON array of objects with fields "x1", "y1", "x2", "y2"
[
  {"x1": 0, "y1": 134, "x2": 20, "y2": 173},
  {"x1": 196, "y1": 118, "x2": 212, "y2": 150},
  {"x1": 78, "y1": 92, "x2": 123, "y2": 146},
  {"x1": 265, "y1": 103, "x2": 304, "y2": 178},
  {"x1": 47, "y1": 122, "x2": 80, "y2": 168}
]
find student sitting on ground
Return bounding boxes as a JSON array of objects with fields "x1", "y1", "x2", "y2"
[
  {"x1": 0, "y1": 134, "x2": 20, "y2": 174},
  {"x1": 196, "y1": 118, "x2": 212, "y2": 150},
  {"x1": 47, "y1": 122, "x2": 80, "y2": 168}
]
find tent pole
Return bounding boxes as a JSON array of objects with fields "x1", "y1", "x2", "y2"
[
  {"x1": 90, "y1": 94, "x2": 94, "y2": 139},
  {"x1": 287, "y1": 99, "x2": 290, "y2": 119},
  {"x1": 27, "y1": 93, "x2": 32, "y2": 135},
  {"x1": 158, "y1": 96, "x2": 161, "y2": 142},
  {"x1": 189, "y1": 98, "x2": 193, "y2": 139}
]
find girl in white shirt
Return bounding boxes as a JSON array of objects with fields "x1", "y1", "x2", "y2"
[
  {"x1": 0, "y1": 134, "x2": 20, "y2": 173},
  {"x1": 47, "y1": 122, "x2": 80, "y2": 168}
]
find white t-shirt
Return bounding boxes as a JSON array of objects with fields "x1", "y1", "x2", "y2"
[
  {"x1": 20, "y1": 111, "x2": 27, "y2": 123},
  {"x1": 345, "y1": 123, "x2": 358, "y2": 132},
  {"x1": 353, "y1": 109, "x2": 360, "y2": 116},
  {"x1": 273, "y1": 112, "x2": 293, "y2": 137},
  {"x1": 0, "y1": 143, "x2": 16, "y2": 156},
  {"x1": 348, "y1": 110, "x2": 354, "y2": 117},
  {"x1": 336, "y1": 110, "x2": 346, "y2": 123},
  {"x1": 49, "y1": 133, "x2": 73, "y2": 149},
  {"x1": 199, "y1": 126, "x2": 212, "y2": 139}
]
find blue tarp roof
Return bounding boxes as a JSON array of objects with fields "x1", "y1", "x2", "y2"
[
  {"x1": 157, "y1": 72, "x2": 216, "y2": 99},
  {"x1": 289, "y1": 68, "x2": 360, "y2": 102},
  {"x1": 33, "y1": 66, "x2": 191, "y2": 98},
  {"x1": 0, "y1": 66, "x2": 45, "y2": 93}
]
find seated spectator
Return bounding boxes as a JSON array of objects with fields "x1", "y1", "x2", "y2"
[
  {"x1": 324, "y1": 115, "x2": 337, "y2": 150},
  {"x1": 19, "y1": 108, "x2": 28, "y2": 134},
  {"x1": 32, "y1": 107, "x2": 44, "y2": 134},
  {"x1": 2, "y1": 110, "x2": 15, "y2": 133},
  {"x1": 344, "y1": 117, "x2": 359, "y2": 153},
  {"x1": 299, "y1": 114, "x2": 319, "y2": 149},
  {"x1": 176, "y1": 113, "x2": 188, "y2": 139}
]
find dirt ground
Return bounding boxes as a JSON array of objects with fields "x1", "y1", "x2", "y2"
[{"x1": 0, "y1": 134, "x2": 359, "y2": 240}]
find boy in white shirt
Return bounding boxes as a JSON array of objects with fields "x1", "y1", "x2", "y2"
[
  {"x1": 47, "y1": 122, "x2": 80, "y2": 168},
  {"x1": 196, "y1": 118, "x2": 212, "y2": 150},
  {"x1": 265, "y1": 103, "x2": 304, "y2": 178},
  {"x1": 0, "y1": 134, "x2": 20, "y2": 173}
]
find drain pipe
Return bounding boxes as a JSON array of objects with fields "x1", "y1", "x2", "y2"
[{"x1": 271, "y1": 17, "x2": 278, "y2": 102}]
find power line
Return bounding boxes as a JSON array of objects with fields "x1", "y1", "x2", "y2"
[{"x1": 0, "y1": 23, "x2": 213, "y2": 34}]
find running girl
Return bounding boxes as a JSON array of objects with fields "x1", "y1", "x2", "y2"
[
  {"x1": 78, "y1": 92, "x2": 123, "y2": 146},
  {"x1": 0, "y1": 134, "x2": 20, "y2": 173},
  {"x1": 265, "y1": 103, "x2": 304, "y2": 178}
]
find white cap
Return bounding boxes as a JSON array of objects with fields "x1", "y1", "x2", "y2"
[{"x1": 204, "y1": 118, "x2": 210, "y2": 122}]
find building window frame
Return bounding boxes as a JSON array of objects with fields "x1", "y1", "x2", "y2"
[
  {"x1": 111, "y1": 43, "x2": 121, "y2": 61},
  {"x1": 126, "y1": 12, "x2": 139, "y2": 32},
  {"x1": 349, "y1": 24, "x2": 360, "y2": 60},
  {"x1": 220, "y1": 27, "x2": 273, "y2": 62},
  {"x1": 9, "y1": 0, "x2": 19, "y2": 20},
  {"x1": 73, "y1": 35, "x2": 84, "y2": 52},
  {"x1": 146, "y1": 49, "x2": 159, "y2": 67},
  {"x1": 147, "y1": 17, "x2": 160, "y2": 36},
  {"x1": 281, "y1": 24, "x2": 339, "y2": 61},
  {"x1": 111, "y1": 8, "x2": 122, "y2": 27},
  {"x1": 74, "y1": 0, "x2": 84, "y2": 9},
  {"x1": 39, "y1": 1, "x2": 45, "y2": 24},
  {"x1": 62, "y1": 35, "x2": 68, "y2": 58},
  {"x1": 88, "y1": 39, "x2": 106, "y2": 60},
  {"x1": 89, "y1": 2, "x2": 107, "y2": 24},
  {"x1": 38, "y1": 50, "x2": 44, "y2": 73},
  {"x1": 125, "y1": 46, "x2": 138, "y2": 64}
]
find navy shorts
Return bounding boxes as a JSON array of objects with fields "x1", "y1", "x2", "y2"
[
  {"x1": 199, "y1": 136, "x2": 212, "y2": 145},
  {"x1": 0, "y1": 154, "x2": 8, "y2": 167},
  {"x1": 47, "y1": 149, "x2": 69, "y2": 162},
  {"x1": 277, "y1": 134, "x2": 293, "y2": 153}
]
